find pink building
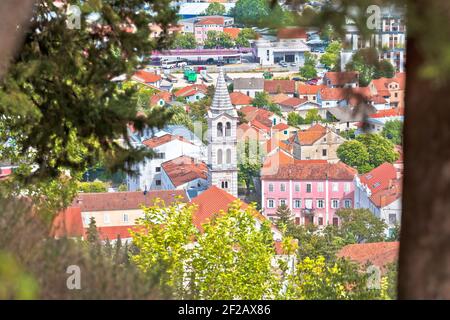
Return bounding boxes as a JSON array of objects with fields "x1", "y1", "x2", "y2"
[{"x1": 261, "y1": 161, "x2": 357, "y2": 226}]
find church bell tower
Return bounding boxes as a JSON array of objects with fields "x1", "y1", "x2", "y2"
[{"x1": 207, "y1": 67, "x2": 238, "y2": 197}]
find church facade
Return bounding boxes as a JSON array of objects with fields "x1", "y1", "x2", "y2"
[{"x1": 207, "y1": 68, "x2": 239, "y2": 197}]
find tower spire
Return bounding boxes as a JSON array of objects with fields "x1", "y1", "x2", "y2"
[{"x1": 211, "y1": 67, "x2": 233, "y2": 113}]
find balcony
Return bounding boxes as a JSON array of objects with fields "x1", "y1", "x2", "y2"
[{"x1": 301, "y1": 208, "x2": 315, "y2": 216}]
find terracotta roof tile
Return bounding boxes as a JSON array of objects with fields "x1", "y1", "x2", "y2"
[
  {"x1": 142, "y1": 134, "x2": 193, "y2": 149},
  {"x1": 229, "y1": 91, "x2": 252, "y2": 105},
  {"x1": 161, "y1": 156, "x2": 208, "y2": 187},
  {"x1": 277, "y1": 27, "x2": 307, "y2": 39},
  {"x1": 133, "y1": 70, "x2": 162, "y2": 83},
  {"x1": 262, "y1": 161, "x2": 356, "y2": 180},
  {"x1": 298, "y1": 84, "x2": 326, "y2": 95},
  {"x1": 337, "y1": 242, "x2": 399, "y2": 272},
  {"x1": 278, "y1": 97, "x2": 308, "y2": 108},
  {"x1": 264, "y1": 80, "x2": 296, "y2": 94},
  {"x1": 223, "y1": 28, "x2": 241, "y2": 39},
  {"x1": 72, "y1": 190, "x2": 188, "y2": 212},
  {"x1": 174, "y1": 84, "x2": 208, "y2": 98},
  {"x1": 324, "y1": 72, "x2": 359, "y2": 86},
  {"x1": 196, "y1": 16, "x2": 225, "y2": 26},
  {"x1": 150, "y1": 91, "x2": 172, "y2": 105}
]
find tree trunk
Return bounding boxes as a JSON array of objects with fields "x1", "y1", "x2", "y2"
[{"x1": 398, "y1": 0, "x2": 450, "y2": 299}]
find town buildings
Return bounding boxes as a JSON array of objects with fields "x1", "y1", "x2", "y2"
[
  {"x1": 261, "y1": 161, "x2": 357, "y2": 226},
  {"x1": 354, "y1": 162, "x2": 402, "y2": 237},
  {"x1": 253, "y1": 27, "x2": 310, "y2": 66},
  {"x1": 342, "y1": 7, "x2": 406, "y2": 72},
  {"x1": 179, "y1": 15, "x2": 234, "y2": 44}
]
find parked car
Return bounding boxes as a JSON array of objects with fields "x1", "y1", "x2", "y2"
[
  {"x1": 307, "y1": 78, "x2": 319, "y2": 85},
  {"x1": 292, "y1": 77, "x2": 302, "y2": 81},
  {"x1": 290, "y1": 62, "x2": 297, "y2": 67},
  {"x1": 216, "y1": 61, "x2": 225, "y2": 66},
  {"x1": 279, "y1": 61, "x2": 288, "y2": 67}
]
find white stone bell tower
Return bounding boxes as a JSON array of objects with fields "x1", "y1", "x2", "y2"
[{"x1": 207, "y1": 67, "x2": 238, "y2": 197}]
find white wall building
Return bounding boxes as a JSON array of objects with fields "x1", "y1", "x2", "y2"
[{"x1": 253, "y1": 39, "x2": 310, "y2": 66}]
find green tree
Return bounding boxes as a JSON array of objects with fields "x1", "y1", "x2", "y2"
[
  {"x1": 0, "y1": 0, "x2": 177, "y2": 182},
  {"x1": 171, "y1": 33, "x2": 197, "y2": 49},
  {"x1": 336, "y1": 209, "x2": 387, "y2": 244},
  {"x1": 252, "y1": 91, "x2": 272, "y2": 108},
  {"x1": 86, "y1": 217, "x2": 100, "y2": 245},
  {"x1": 235, "y1": 28, "x2": 258, "y2": 47},
  {"x1": 234, "y1": 0, "x2": 271, "y2": 26},
  {"x1": 346, "y1": 48, "x2": 396, "y2": 86},
  {"x1": 131, "y1": 199, "x2": 286, "y2": 299},
  {"x1": 78, "y1": 180, "x2": 108, "y2": 193},
  {"x1": 287, "y1": 112, "x2": 304, "y2": 127},
  {"x1": 238, "y1": 139, "x2": 262, "y2": 195},
  {"x1": 337, "y1": 140, "x2": 371, "y2": 173},
  {"x1": 382, "y1": 120, "x2": 403, "y2": 145},
  {"x1": 204, "y1": 31, "x2": 234, "y2": 49},
  {"x1": 275, "y1": 204, "x2": 294, "y2": 231},
  {"x1": 320, "y1": 41, "x2": 342, "y2": 70},
  {"x1": 299, "y1": 64, "x2": 318, "y2": 81},
  {"x1": 204, "y1": 2, "x2": 226, "y2": 15},
  {"x1": 356, "y1": 134, "x2": 399, "y2": 169},
  {"x1": 304, "y1": 109, "x2": 322, "y2": 124}
]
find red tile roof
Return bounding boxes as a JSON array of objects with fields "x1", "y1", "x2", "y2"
[
  {"x1": 191, "y1": 186, "x2": 279, "y2": 234},
  {"x1": 143, "y1": 134, "x2": 193, "y2": 149},
  {"x1": 370, "y1": 179, "x2": 402, "y2": 208},
  {"x1": 337, "y1": 242, "x2": 399, "y2": 272},
  {"x1": 359, "y1": 163, "x2": 397, "y2": 194},
  {"x1": 71, "y1": 190, "x2": 189, "y2": 212},
  {"x1": 298, "y1": 84, "x2": 326, "y2": 95},
  {"x1": 324, "y1": 72, "x2": 359, "y2": 87},
  {"x1": 96, "y1": 225, "x2": 139, "y2": 241},
  {"x1": 278, "y1": 97, "x2": 308, "y2": 108},
  {"x1": 262, "y1": 161, "x2": 356, "y2": 180},
  {"x1": 240, "y1": 106, "x2": 274, "y2": 128},
  {"x1": 223, "y1": 27, "x2": 241, "y2": 39},
  {"x1": 277, "y1": 27, "x2": 307, "y2": 39},
  {"x1": 270, "y1": 93, "x2": 291, "y2": 104},
  {"x1": 51, "y1": 207, "x2": 84, "y2": 238},
  {"x1": 272, "y1": 122, "x2": 290, "y2": 131},
  {"x1": 161, "y1": 156, "x2": 208, "y2": 187},
  {"x1": 174, "y1": 84, "x2": 208, "y2": 98},
  {"x1": 229, "y1": 91, "x2": 252, "y2": 105},
  {"x1": 369, "y1": 108, "x2": 404, "y2": 118},
  {"x1": 319, "y1": 87, "x2": 348, "y2": 101},
  {"x1": 264, "y1": 80, "x2": 296, "y2": 94},
  {"x1": 150, "y1": 91, "x2": 172, "y2": 106},
  {"x1": 371, "y1": 73, "x2": 406, "y2": 93},
  {"x1": 133, "y1": 70, "x2": 162, "y2": 83},
  {"x1": 289, "y1": 123, "x2": 327, "y2": 145},
  {"x1": 196, "y1": 16, "x2": 225, "y2": 26},
  {"x1": 250, "y1": 119, "x2": 271, "y2": 133}
]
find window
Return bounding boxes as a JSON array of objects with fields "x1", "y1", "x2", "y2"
[
  {"x1": 331, "y1": 199, "x2": 340, "y2": 209},
  {"x1": 332, "y1": 182, "x2": 339, "y2": 192},
  {"x1": 332, "y1": 217, "x2": 339, "y2": 226},
  {"x1": 226, "y1": 149, "x2": 231, "y2": 164},
  {"x1": 317, "y1": 182, "x2": 324, "y2": 192},
  {"x1": 104, "y1": 213, "x2": 110, "y2": 224},
  {"x1": 284, "y1": 130, "x2": 288, "y2": 135},
  {"x1": 123, "y1": 213, "x2": 129, "y2": 223},
  {"x1": 280, "y1": 183, "x2": 286, "y2": 192},
  {"x1": 225, "y1": 122, "x2": 231, "y2": 136},
  {"x1": 317, "y1": 199, "x2": 325, "y2": 208},
  {"x1": 294, "y1": 183, "x2": 300, "y2": 192},
  {"x1": 322, "y1": 149, "x2": 327, "y2": 157},
  {"x1": 305, "y1": 199, "x2": 313, "y2": 209},
  {"x1": 155, "y1": 180, "x2": 161, "y2": 186},
  {"x1": 217, "y1": 122, "x2": 223, "y2": 136},
  {"x1": 306, "y1": 183, "x2": 312, "y2": 193},
  {"x1": 156, "y1": 152, "x2": 165, "y2": 159},
  {"x1": 389, "y1": 214, "x2": 397, "y2": 224},
  {"x1": 344, "y1": 199, "x2": 352, "y2": 208},
  {"x1": 344, "y1": 182, "x2": 351, "y2": 192},
  {"x1": 267, "y1": 199, "x2": 275, "y2": 208},
  {"x1": 221, "y1": 181, "x2": 228, "y2": 189},
  {"x1": 318, "y1": 217, "x2": 324, "y2": 226},
  {"x1": 268, "y1": 183, "x2": 274, "y2": 192},
  {"x1": 279, "y1": 199, "x2": 286, "y2": 206},
  {"x1": 217, "y1": 149, "x2": 223, "y2": 164},
  {"x1": 293, "y1": 199, "x2": 301, "y2": 208},
  {"x1": 155, "y1": 167, "x2": 161, "y2": 173}
]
